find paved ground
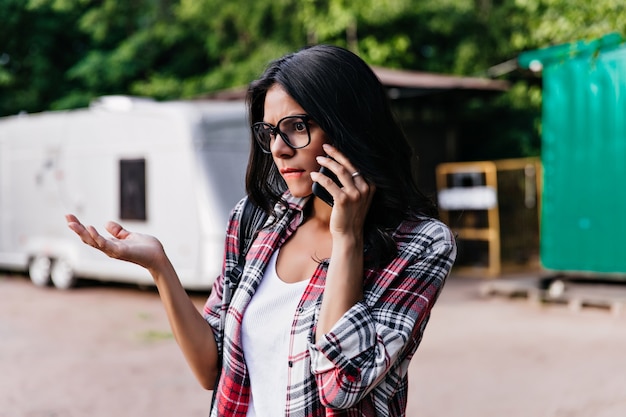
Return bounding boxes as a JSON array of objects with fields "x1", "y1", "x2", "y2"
[{"x1": 1, "y1": 271, "x2": 625, "y2": 417}]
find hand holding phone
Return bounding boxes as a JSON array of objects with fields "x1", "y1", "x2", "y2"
[{"x1": 312, "y1": 166, "x2": 342, "y2": 207}]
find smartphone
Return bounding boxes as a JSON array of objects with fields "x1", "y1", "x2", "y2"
[{"x1": 312, "y1": 166, "x2": 342, "y2": 207}]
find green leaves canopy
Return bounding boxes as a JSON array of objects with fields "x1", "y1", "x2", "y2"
[{"x1": 1, "y1": 0, "x2": 625, "y2": 155}]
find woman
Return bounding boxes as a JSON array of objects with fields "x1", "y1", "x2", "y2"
[{"x1": 66, "y1": 44, "x2": 456, "y2": 416}]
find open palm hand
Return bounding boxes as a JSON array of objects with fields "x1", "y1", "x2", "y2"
[{"x1": 65, "y1": 214, "x2": 166, "y2": 271}]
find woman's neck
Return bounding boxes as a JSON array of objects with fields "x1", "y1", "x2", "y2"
[{"x1": 308, "y1": 196, "x2": 332, "y2": 227}]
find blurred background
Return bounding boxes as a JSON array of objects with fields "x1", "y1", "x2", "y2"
[
  {"x1": 3, "y1": 0, "x2": 626, "y2": 284},
  {"x1": 0, "y1": 0, "x2": 626, "y2": 277}
]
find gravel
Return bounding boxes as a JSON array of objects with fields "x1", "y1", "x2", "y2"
[{"x1": 1, "y1": 272, "x2": 625, "y2": 417}]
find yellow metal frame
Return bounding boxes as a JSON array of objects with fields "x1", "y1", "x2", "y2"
[
  {"x1": 436, "y1": 157, "x2": 542, "y2": 278},
  {"x1": 493, "y1": 157, "x2": 543, "y2": 232},
  {"x1": 436, "y1": 161, "x2": 500, "y2": 277}
]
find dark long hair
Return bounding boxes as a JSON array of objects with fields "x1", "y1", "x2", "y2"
[{"x1": 246, "y1": 44, "x2": 437, "y2": 265}]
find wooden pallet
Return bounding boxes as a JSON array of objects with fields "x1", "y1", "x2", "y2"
[
  {"x1": 548, "y1": 287, "x2": 626, "y2": 316},
  {"x1": 480, "y1": 278, "x2": 626, "y2": 316}
]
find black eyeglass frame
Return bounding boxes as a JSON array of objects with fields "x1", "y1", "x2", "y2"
[{"x1": 251, "y1": 114, "x2": 312, "y2": 154}]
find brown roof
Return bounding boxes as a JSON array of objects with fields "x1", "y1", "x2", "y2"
[
  {"x1": 372, "y1": 66, "x2": 509, "y2": 92},
  {"x1": 197, "y1": 66, "x2": 509, "y2": 101}
]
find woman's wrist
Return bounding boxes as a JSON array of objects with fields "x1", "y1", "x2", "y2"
[
  {"x1": 147, "y1": 250, "x2": 175, "y2": 283},
  {"x1": 331, "y1": 231, "x2": 363, "y2": 249}
]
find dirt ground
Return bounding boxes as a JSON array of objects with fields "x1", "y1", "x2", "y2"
[{"x1": 1, "y1": 272, "x2": 626, "y2": 417}]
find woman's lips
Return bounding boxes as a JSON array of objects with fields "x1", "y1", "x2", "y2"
[{"x1": 280, "y1": 168, "x2": 305, "y2": 179}]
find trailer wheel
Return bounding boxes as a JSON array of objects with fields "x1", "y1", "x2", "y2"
[
  {"x1": 29, "y1": 256, "x2": 52, "y2": 287},
  {"x1": 50, "y1": 258, "x2": 77, "y2": 290}
]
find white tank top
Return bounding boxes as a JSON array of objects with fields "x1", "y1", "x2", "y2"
[{"x1": 241, "y1": 250, "x2": 309, "y2": 417}]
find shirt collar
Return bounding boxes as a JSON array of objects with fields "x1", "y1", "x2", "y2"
[{"x1": 282, "y1": 190, "x2": 311, "y2": 212}]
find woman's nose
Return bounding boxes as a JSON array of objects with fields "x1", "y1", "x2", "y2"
[{"x1": 270, "y1": 133, "x2": 294, "y2": 157}]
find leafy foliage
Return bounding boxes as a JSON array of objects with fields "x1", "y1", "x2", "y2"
[{"x1": 1, "y1": 0, "x2": 625, "y2": 159}]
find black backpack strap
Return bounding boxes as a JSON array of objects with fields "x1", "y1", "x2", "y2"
[{"x1": 227, "y1": 196, "x2": 268, "y2": 290}]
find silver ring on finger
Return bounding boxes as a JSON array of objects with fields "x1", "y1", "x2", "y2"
[{"x1": 351, "y1": 171, "x2": 361, "y2": 178}]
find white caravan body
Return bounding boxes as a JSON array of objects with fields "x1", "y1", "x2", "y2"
[{"x1": 0, "y1": 96, "x2": 250, "y2": 290}]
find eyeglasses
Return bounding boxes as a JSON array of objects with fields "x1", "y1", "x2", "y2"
[{"x1": 252, "y1": 114, "x2": 312, "y2": 154}]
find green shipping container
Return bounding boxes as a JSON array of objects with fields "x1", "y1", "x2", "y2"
[{"x1": 519, "y1": 33, "x2": 626, "y2": 276}]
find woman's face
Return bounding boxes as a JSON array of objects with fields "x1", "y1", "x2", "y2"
[{"x1": 263, "y1": 84, "x2": 328, "y2": 198}]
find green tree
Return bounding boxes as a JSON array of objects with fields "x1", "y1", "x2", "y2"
[
  {"x1": 1, "y1": 0, "x2": 625, "y2": 162},
  {"x1": 510, "y1": 0, "x2": 626, "y2": 51},
  {"x1": 0, "y1": 0, "x2": 88, "y2": 115},
  {"x1": 32, "y1": 0, "x2": 211, "y2": 107}
]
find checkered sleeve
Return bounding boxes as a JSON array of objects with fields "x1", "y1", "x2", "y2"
[
  {"x1": 308, "y1": 218, "x2": 456, "y2": 410},
  {"x1": 202, "y1": 196, "x2": 248, "y2": 354}
]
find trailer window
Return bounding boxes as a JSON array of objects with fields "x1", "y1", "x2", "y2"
[{"x1": 119, "y1": 159, "x2": 147, "y2": 221}]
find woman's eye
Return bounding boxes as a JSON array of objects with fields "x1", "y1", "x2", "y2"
[{"x1": 294, "y1": 122, "x2": 306, "y2": 132}]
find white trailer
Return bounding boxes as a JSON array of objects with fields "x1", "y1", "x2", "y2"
[{"x1": 0, "y1": 96, "x2": 250, "y2": 290}]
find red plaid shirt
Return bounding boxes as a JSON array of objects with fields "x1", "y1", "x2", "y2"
[{"x1": 203, "y1": 192, "x2": 456, "y2": 416}]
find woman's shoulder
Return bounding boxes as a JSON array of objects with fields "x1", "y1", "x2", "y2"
[{"x1": 394, "y1": 215, "x2": 456, "y2": 251}]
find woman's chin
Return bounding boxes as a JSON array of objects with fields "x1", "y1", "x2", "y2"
[{"x1": 287, "y1": 186, "x2": 314, "y2": 199}]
